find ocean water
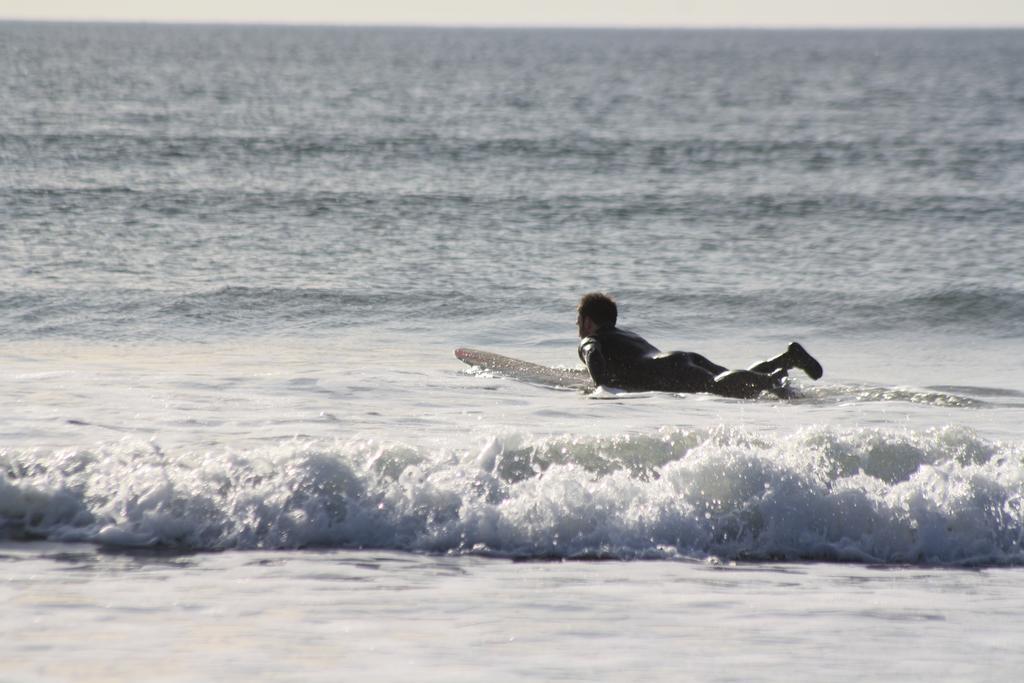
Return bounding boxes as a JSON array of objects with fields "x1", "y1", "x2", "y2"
[{"x1": 2, "y1": 23, "x2": 1024, "y2": 681}]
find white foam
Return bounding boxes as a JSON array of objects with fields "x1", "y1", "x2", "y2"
[{"x1": 2, "y1": 425, "x2": 1022, "y2": 565}]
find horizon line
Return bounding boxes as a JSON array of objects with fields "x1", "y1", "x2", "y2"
[{"x1": 3, "y1": 17, "x2": 1024, "y2": 31}]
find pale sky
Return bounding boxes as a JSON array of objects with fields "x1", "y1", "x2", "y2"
[{"x1": 2, "y1": 0, "x2": 1024, "y2": 28}]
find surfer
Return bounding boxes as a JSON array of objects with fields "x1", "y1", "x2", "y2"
[{"x1": 576, "y1": 292, "x2": 823, "y2": 399}]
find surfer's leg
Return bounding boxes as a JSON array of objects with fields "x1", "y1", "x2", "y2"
[
  {"x1": 656, "y1": 353, "x2": 786, "y2": 398},
  {"x1": 746, "y1": 354, "x2": 788, "y2": 375},
  {"x1": 747, "y1": 342, "x2": 823, "y2": 380},
  {"x1": 710, "y1": 369, "x2": 786, "y2": 399}
]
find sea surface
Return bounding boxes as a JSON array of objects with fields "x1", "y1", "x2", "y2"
[{"x1": 2, "y1": 23, "x2": 1023, "y2": 681}]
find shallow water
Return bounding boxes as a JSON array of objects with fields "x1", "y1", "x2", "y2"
[{"x1": 3, "y1": 544, "x2": 1022, "y2": 682}]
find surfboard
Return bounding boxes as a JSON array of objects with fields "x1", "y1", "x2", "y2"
[{"x1": 454, "y1": 348, "x2": 593, "y2": 391}]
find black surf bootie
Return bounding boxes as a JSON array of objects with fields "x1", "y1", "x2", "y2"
[{"x1": 788, "y1": 342, "x2": 823, "y2": 380}]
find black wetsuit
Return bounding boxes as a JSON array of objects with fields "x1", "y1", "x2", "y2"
[{"x1": 578, "y1": 325, "x2": 727, "y2": 393}]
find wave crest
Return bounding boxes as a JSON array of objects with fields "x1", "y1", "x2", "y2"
[{"x1": 2, "y1": 425, "x2": 1022, "y2": 565}]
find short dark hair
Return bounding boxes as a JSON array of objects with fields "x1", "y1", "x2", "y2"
[{"x1": 577, "y1": 292, "x2": 617, "y2": 327}]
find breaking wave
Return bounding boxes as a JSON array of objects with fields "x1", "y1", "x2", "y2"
[{"x1": 3, "y1": 425, "x2": 1022, "y2": 566}]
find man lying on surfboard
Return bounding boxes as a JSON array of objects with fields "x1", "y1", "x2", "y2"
[{"x1": 576, "y1": 292, "x2": 823, "y2": 399}]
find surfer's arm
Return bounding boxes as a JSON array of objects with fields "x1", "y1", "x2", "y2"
[{"x1": 579, "y1": 337, "x2": 610, "y2": 387}]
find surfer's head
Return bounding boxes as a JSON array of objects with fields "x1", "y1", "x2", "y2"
[{"x1": 577, "y1": 292, "x2": 617, "y2": 336}]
